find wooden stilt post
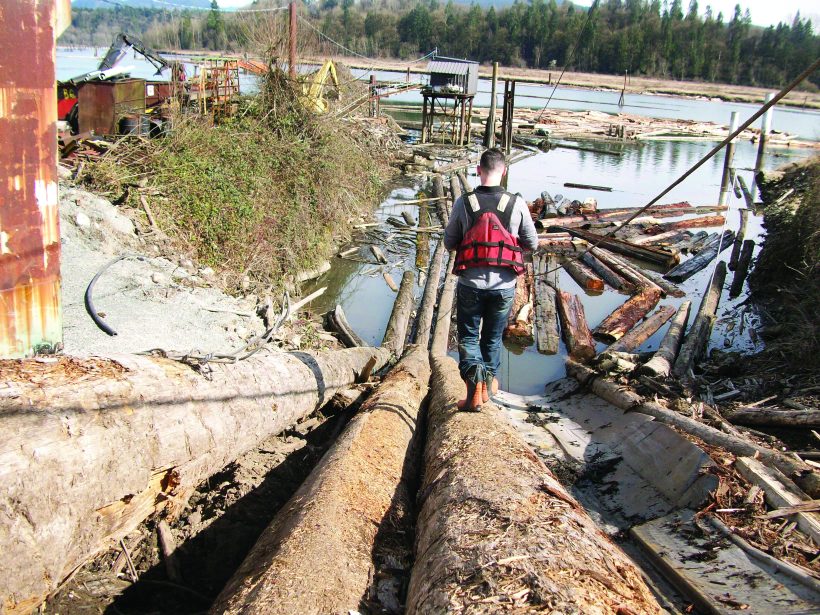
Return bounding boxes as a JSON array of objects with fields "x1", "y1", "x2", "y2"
[
  {"x1": 483, "y1": 61, "x2": 498, "y2": 148},
  {"x1": 719, "y1": 112, "x2": 739, "y2": 206},
  {"x1": 288, "y1": 1, "x2": 297, "y2": 80},
  {"x1": 500, "y1": 80, "x2": 509, "y2": 154},
  {"x1": 755, "y1": 92, "x2": 775, "y2": 176}
]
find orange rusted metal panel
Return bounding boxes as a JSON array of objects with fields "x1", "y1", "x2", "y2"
[{"x1": 0, "y1": 0, "x2": 70, "y2": 358}]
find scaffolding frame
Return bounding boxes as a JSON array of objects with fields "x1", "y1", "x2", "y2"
[{"x1": 421, "y1": 92, "x2": 474, "y2": 146}]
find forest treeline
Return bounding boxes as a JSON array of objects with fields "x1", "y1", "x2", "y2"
[{"x1": 60, "y1": 1, "x2": 819, "y2": 90}]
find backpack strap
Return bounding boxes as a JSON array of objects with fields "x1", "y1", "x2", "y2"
[{"x1": 463, "y1": 190, "x2": 518, "y2": 229}]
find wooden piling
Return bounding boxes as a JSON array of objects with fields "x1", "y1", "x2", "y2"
[
  {"x1": 755, "y1": 93, "x2": 775, "y2": 175},
  {"x1": 728, "y1": 209, "x2": 750, "y2": 271},
  {"x1": 719, "y1": 112, "x2": 739, "y2": 205},
  {"x1": 729, "y1": 239, "x2": 755, "y2": 298},
  {"x1": 483, "y1": 61, "x2": 498, "y2": 148}
]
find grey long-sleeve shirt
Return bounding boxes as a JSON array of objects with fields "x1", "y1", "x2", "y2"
[{"x1": 443, "y1": 185, "x2": 539, "y2": 290}]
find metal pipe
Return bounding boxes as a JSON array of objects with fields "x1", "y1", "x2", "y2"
[{"x1": 0, "y1": 0, "x2": 71, "y2": 357}]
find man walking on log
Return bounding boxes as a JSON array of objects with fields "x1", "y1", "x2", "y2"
[{"x1": 444, "y1": 148, "x2": 539, "y2": 411}]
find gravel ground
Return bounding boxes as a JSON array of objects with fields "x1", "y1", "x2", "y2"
[{"x1": 58, "y1": 184, "x2": 267, "y2": 357}]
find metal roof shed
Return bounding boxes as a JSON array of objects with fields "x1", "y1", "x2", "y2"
[{"x1": 427, "y1": 57, "x2": 478, "y2": 96}]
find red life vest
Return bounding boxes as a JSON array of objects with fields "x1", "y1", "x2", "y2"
[{"x1": 453, "y1": 190, "x2": 525, "y2": 276}]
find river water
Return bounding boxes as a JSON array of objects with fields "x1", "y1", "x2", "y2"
[{"x1": 57, "y1": 48, "x2": 818, "y2": 395}]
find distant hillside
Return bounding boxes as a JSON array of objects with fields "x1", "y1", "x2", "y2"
[{"x1": 71, "y1": 0, "x2": 211, "y2": 8}]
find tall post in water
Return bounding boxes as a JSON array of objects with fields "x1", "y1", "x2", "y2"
[
  {"x1": 755, "y1": 92, "x2": 775, "y2": 176},
  {"x1": 719, "y1": 111, "x2": 739, "y2": 206},
  {"x1": 0, "y1": 0, "x2": 71, "y2": 358},
  {"x1": 288, "y1": 1, "x2": 297, "y2": 80},
  {"x1": 483, "y1": 61, "x2": 498, "y2": 148}
]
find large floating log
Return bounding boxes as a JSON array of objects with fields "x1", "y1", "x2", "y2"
[
  {"x1": 566, "y1": 360, "x2": 820, "y2": 499},
  {"x1": 551, "y1": 225, "x2": 678, "y2": 267},
  {"x1": 721, "y1": 407, "x2": 820, "y2": 429},
  {"x1": 0, "y1": 346, "x2": 392, "y2": 614},
  {"x1": 382, "y1": 270, "x2": 416, "y2": 356},
  {"x1": 533, "y1": 253, "x2": 560, "y2": 355},
  {"x1": 580, "y1": 251, "x2": 632, "y2": 292},
  {"x1": 594, "y1": 288, "x2": 662, "y2": 344},
  {"x1": 414, "y1": 239, "x2": 446, "y2": 348},
  {"x1": 654, "y1": 214, "x2": 726, "y2": 232},
  {"x1": 562, "y1": 258, "x2": 604, "y2": 292},
  {"x1": 557, "y1": 290, "x2": 596, "y2": 361},
  {"x1": 607, "y1": 304, "x2": 677, "y2": 353},
  {"x1": 543, "y1": 205, "x2": 727, "y2": 229},
  {"x1": 673, "y1": 261, "x2": 727, "y2": 379},
  {"x1": 406, "y1": 357, "x2": 663, "y2": 615},
  {"x1": 664, "y1": 230, "x2": 735, "y2": 283},
  {"x1": 630, "y1": 230, "x2": 685, "y2": 246},
  {"x1": 639, "y1": 301, "x2": 692, "y2": 377},
  {"x1": 431, "y1": 180, "x2": 459, "y2": 357},
  {"x1": 212, "y1": 348, "x2": 430, "y2": 615},
  {"x1": 591, "y1": 248, "x2": 662, "y2": 294}
]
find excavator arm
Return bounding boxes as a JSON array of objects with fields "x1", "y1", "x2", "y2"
[
  {"x1": 302, "y1": 60, "x2": 340, "y2": 114},
  {"x1": 98, "y1": 32, "x2": 169, "y2": 75}
]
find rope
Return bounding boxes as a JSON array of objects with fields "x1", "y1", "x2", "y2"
[
  {"x1": 532, "y1": 55, "x2": 820, "y2": 281},
  {"x1": 535, "y1": 0, "x2": 600, "y2": 123}
]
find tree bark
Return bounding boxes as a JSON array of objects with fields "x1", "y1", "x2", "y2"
[
  {"x1": 673, "y1": 262, "x2": 727, "y2": 378},
  {"x1": 406, "y1": 356, "x2": 663, "y2": 615},
  {"x1": 382, "y1": 270, "x2": 416, "y2": 356},
  {"x1": 722, "y1": 407, "x2": 820, "y2": 429},
  {"x1": 563, "y1": 258, "x2": 605, "y2": 292},
  {"x1": 552, "y1": 226, "x2": 678, "y2": 267},
  {"x1": 557, "y1": 290, "x2": 596, "y2": 361},
  {"x1": 0, "y1": 347, "x2": 392, "y2": 614},
  {"x1": 566, "y1": 360, "x2": 820, "y2": 499},
  {"x1": 580, "y1": 251, "x2": 632, "y2": 292},
  {"x1": 639, "y1": 301, "x2": 692, "y2": 377},
  {"x1": 533, "y1": 253, "x2": 560, "y2": 355},
  {"x1": 606, "y1": 304, "x2": 677, "y2": 353},
  {"x1": 728, "y1": 239, "x2": 755, "y2": 298},
  {"x1": 212, "y1": 349, "x2": 430, "y2": 615},
  {"x1": 664, "y1": 230, "x2": 735, "y2": 283},
  {"x1": 594, "y1": 288, "x2": 662, "y2": 344}
]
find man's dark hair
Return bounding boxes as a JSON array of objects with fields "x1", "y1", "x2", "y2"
[{"x1": 479, "y1": 148, "x2": 506, "y2": 173}]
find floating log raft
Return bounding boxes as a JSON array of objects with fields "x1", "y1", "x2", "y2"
[
  {"x1": 533, "y1": 253, "x2": 560, "y2": 355},
  {"x1": 562, "y1": 258, "x2": 604, "y2": 293},
  {"x1": 406, "y1": 356, "x2": 663, "y2": 615},
  {"x1": 566, "y1": 360, "x2": 820, "y2": 498},
  {"x1": 673, "y1": 261, "x2": 727, "y2": 379},
  {"x1": 594, "y1": 288, "x2": 662, "y2": 344},
  {"x1": 606, "y1": 304, "x2": 677, "y2": 353},
  {"x1": 557, "y1": 290, "x2": 596, "y2": 361},
  {"x1": 212, "y1": 349, "x2": 430, "y2": 615},
  {"x1": 664, "y1": 230, "x2": 735, "y2": 282},
  {"x1": 729, "y1": 239, "x2": 755, "y2": 298},
  {"x1": 0, "y1": 347, "x2": 392, "y2": 613},
  {"x1": 639, "y1": 301, "x2": 692, "y2": 377},
  {"x1": 551, "y1": 226, "x2": 678, "y2": 267}
]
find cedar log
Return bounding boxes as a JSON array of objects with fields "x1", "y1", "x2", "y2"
[
  {"x1": 562, "y1": 258, "x2": 604, "y2": 292},
  {"x1": 580, "y1": 251, "x2": 632, "y2": 292},
  {"x1": 664, "y1": 230, "x2": 735, "y2": 283},
  {"x1": 591, "y1": 248, "x2": 663, "y2": 295},
  {"x1": 606, "y1": 304, "x2": 677, "y2": 353},
  {"x1": 382, "y1": 270, "x2": 416, "y2": 356},
  {"x1": 566, "y1": 360, "x2": 820, "y2": 499},
  {"x1": 655, "y1": 215, "x2": 726, "y2": 232},
  {"x1": 557, "y1": 290, "x2": 596, "y2": 361},
  {"x1": 594, "y1": 288, "x2": 662, "y2": 343},
  {"x1": 639, "y1": 301, "x2": 692, "y2": 377},
  {"x1": 430, "y1": 179, "x2": 459, "y2": 357},
  {"x1": 0, "y1": 347, "x2": 392, "y2": 614},
  {"x1": 212, "y1": 348, "x2": 431, "y2": 615},
  {"x1": 673, "y1": 261, "x2": 727, "y2": 379},
  {"x1": 533, "y1": 253, "x2": 561, "y2": 355},
  {"x1": 406, "y1": 357, "x2": 663, "y2": 614}
]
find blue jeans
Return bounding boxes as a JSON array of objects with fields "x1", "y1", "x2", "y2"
[{"x1": 456, "y1": 284, "x2": 515, "y2": 385}]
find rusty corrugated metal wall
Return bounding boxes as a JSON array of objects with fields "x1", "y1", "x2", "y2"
[{"x1": 0, "y1": 0, "x2": 70, "y2": 357}]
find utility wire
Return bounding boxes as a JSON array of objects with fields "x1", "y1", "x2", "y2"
[
  {"x1": 531, "y1": 55, "x2": 820, "y2": 281},
  {"x1": 146, "y1": 0, "x2": 289, "y2": 13},
  {"x1": 535, "y1": 0, "x2": 600, "y2": 123}
]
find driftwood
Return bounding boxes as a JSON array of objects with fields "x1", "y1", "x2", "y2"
[
  {"x1": 564, "y1": 181, "x2": 612, "y2": 192},
  {"x1": 553, "y1": 226, "x2": 678, "y2": 267},
  {"x1": 406, "y1": 356, "x2": 663, "y2": 614},
  {"x1": 728, "y1": 209, "x2": 750, "y2": 271},
  {"x1": 401, "y1": 210, "x2": 417, "y2": 226},
  {"x1": 382, "y1": 270, "x2": 416, "y2": 356},
  {"x1": 562, "y1": 258, "x2": 604, "y2": 292},
  {"x1": 639, "y1": 301, "x2": 692, "y2": 377},
  {"x1": 664, "y1": 230, "x2": 735, "y2": 283},
  {"x1": 383, "y1": 271, "x2": 399, "y2": 292},
  {"x1": 557, "y1": 291, "x2": 596, "y2": 361},
  {"x1": 533, "y1": 253, "x2": 560, "y2": 355},
  {"x1": 212, "y1": 349, "x2": 431, "y2": 615},
  {"x1": 156, "y1": 520, "x2": 182, "y2": 584},
  {"x1": 0, "y1": 347, "x2": 392, "y2": 613},
  {"x1": 594, "y1": 288, "x2": 662, "y2": 343},
  {"x1": 329, "y1": 305, "x2": 367, "y2": 348},
  {"x1": 673, "y1": 262, "x2": 727, "y2": 379},
  {"x1": 370, "y1": 245, "x2": 388, "y2": 264},
  {"x1": 606, "y1": 304, "x2": 677, "y2": 354},
  {"x1": 580, "y1": 251, "x2": 632, "y2": 292},
  {"x1": 729, "y1": 239, "x2": 755, "y2": 298},
  {"x1": 721, "y1": 407, "x2": 820, "y2": 429},
  {"x1": 566, "y1": 360, "x2": 820, "y2": 498}
]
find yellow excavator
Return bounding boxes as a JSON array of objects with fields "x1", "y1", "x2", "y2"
[{"x1": 301, "y1": 60, "x2": 340, "y2": 114}]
